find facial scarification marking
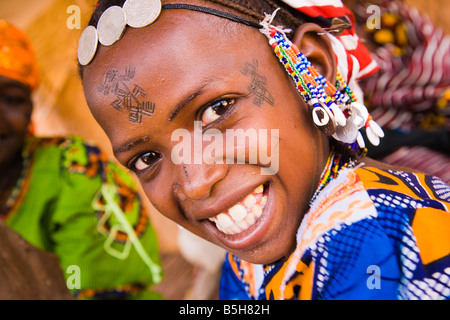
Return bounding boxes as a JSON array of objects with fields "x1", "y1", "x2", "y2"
[
  {"x1": 98, "y1": 66, "x2": 156, "y2": 124},
  {"x1": 241, "y1": 59, "x2": 274, "y2": 107}
]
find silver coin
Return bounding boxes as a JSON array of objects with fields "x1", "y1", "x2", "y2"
[
  {"x1": 97, "y1": 5, "x2": 127, "y2": 46},
  {"x1": 123, "y1": 0, "x2": 162, "y2": 28},
  {"x1": 78, "y1": 26, "x2": 98, "y2": 66}
]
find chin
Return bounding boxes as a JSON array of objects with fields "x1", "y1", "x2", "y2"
[{"x1": 200, "y1": 180, "x2": 300, "y2": 265}]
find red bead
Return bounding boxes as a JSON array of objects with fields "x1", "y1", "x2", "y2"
[{"x1": 269, "y1": 28, "x2": 277, "y2": 37}]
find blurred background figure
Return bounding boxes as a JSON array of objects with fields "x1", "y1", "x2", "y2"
[
  {"x1": 0, "y1": 19, "x2": 162, "y2": 299},
  {"x1": 178, "y1": 228, "x2": 226, "y2": 300},
  {"x1": 0, "y1": 219, "x2": 73, "y2": 300},
  {"x1": 345, "y1": 0, "x2": 450, "y2": 183},
  {"x1": 0, "y1": 0, "x2": 180, "y2": 277}
]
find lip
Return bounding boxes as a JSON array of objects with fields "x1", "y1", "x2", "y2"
[
  {"x1": 193, "y1": 182, "x2": 266, "y2": 221},
  {"x1": 202, "y1": 181, "x2": 274, "y2": 251}
]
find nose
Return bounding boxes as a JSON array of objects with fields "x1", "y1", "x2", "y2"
[{"x1": 176, "y1": 163, "x2": 228, "y2": 201}]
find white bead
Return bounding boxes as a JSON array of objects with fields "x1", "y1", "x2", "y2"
[
  {"x1": 366, "y1": 126, "x2": 380, "y2": 146},
  {"x1": 369, "y1": 120, "x2": 385, "y2": 138},
  {"x1": 330, "y1": 103, "x2": 346, "y2": 126},
  {"x1": 356, "y1": 132, "x2": 366, "y2": 149}
]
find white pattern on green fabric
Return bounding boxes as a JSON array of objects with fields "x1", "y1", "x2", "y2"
[{"x1": 93, "y1": 184, "x2": 162, "y2": 283}]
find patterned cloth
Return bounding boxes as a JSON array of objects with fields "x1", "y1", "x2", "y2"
[
  {"x1": 1, "y1": 136, "x2": 162, "y2": 300},
  {"x1": 353, "y1": 0, "x2": 450, "y2": 132},
  {"x1": 219, "y1": 163, "x2": 450, "y2": 300},
  {"x1": 349, "y1": 0, "x2": 450, "y2": 185},
  {"x1": 0, "y1": 20, "x2": 39, "y2": 91}
]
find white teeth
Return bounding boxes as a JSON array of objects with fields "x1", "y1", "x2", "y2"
[
  {"x1": 244, "y1": 212, "x2": 256, "y2": 225},
  {"x1": 209, "y1": 184, "x2": 268, "y2": 235},
  {"x1": 229, "y1": 204, "x2": 247, "y2": 222},
  {"x1": 216, "y1": 213, "x2": 234, "y2": 228},
  {"x1": 236, "y1": 219, "x2": 249, "y2": 229},
  {"x1": 230, "y1": 225, "x2": 241, "y2": 234},
  {"x1": 251, "y1": 204, "x2": 262, "y2": 217},
  {"x1": 243, "y1": 195, "x2": 256, "y2": 209},
  {"x1": 261, "y1": 195, "x2": 268, "y2": 206},
  {"x1": 254, "y1": 184, "x2": 264, "y2": 194}
]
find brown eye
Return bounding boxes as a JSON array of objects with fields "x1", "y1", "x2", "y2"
[
  {"x1": 201, "y1": 99, "x2": 235, "y2": 127},
  {"x1": 134, "y1": 151, "x2": 161, "y2": 171}
]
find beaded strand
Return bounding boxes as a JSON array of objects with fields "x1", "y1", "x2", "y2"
[
  {"x1": 269, "y1": 28, "x2": 348, "y2": 126},
  {"x1": 263, "y1": 25, "x2": 384, "y2": 150},
  {"x1": 308, "y1": 149, "x2": 352, "y2": 206}
]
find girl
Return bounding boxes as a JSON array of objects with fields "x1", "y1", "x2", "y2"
[{"x1": 79, "y1": 0, "x2": 450, "y2": 299}]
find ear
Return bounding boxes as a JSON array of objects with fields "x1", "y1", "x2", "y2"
[{"x1": 291, "y1": 23, "x2": 337, "y2": 83}]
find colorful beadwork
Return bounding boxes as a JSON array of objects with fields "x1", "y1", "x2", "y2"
[
  {"x1": 260, "y1": 15, "x2": 385, "y2": 151},
  {"x1": 308, "y1": 149, "x2": 354, "y2": 206}
]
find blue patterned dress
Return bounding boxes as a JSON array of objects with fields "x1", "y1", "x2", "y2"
[{"x1": 220, "y1": 165, "x2": 450, "y2": 300}]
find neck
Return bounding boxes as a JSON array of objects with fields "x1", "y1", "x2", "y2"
[{"x1": 309, "y1": 150, "x2": 353, "y2": 206}]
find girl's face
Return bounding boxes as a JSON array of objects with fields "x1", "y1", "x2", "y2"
[{"x1": 83, "y1": 8, "x2": 329, "y2": 264}]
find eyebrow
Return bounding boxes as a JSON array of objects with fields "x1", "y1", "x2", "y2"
[
  {"x1": 168, "y1": 81, "x2": 213, "y2": 121},
  {"x1": 113, "y1": 136, "x2": 151, "y2": 155}
]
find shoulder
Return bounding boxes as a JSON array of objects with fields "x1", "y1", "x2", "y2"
[
  {"x1": 29, "y1": 136, "x2": 109, "y2": 177},
  {"x1": 355, "y1": 158, "x2": 450, "y2": 207},
  {"x1": 353, "y1": 160, "x2": 450, "y2": 240},
  {"x1": 25, "y1": 135, "x2": 115, "y2": 182},
  {"x1": 59, "y1": 135, "x2": 108, "y2": 178},
  {"x1": 303, "y1": 162, "x2": 450, "y2": 299},
  {"x1": 24, "y1": 136, "x2": 69, "y2": 153},
  {"x1": 350, "y1": 161, "x2": 450, "y2": 299}
]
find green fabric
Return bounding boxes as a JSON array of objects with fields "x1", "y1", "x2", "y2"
[{"x1": 4, "y1": 136, "x2": 162, "y2": 299}]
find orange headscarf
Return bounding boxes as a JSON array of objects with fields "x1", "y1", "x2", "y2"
[{"x1": 0, "y1": 20, "x2": 39, "y2": 91}]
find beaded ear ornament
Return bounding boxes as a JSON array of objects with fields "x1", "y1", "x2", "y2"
[{"x1": 259, "y1": 10, "x2": 384, "y2": 151}]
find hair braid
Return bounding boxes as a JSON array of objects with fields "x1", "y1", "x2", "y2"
[
  {"x1": 207, "y1": 0, "x2": 265, "y2": 21},
  {"x1": 206, "y1": 0, "x2": 307, "y2": 35},
  {"x1": 80, "y1": 0, "x2": 308, "y2": 77},
  {"x1": 88, "y1": 0, "x2": 307, "y2": 35}
]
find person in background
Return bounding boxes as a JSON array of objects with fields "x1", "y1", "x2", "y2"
[
  {"x1": 347, "y1": 0, "x2": 450, "y2": 184},
  {"x1": 0, "y1": 19, "x2": 162, "y2": 300}
]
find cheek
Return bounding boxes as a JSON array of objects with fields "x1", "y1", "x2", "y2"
[
  {"x1": 7, "y1": 109, "x2": 31, "y2": 133},
  {"x1": 140, "y1": 172, "x2": 181, "y2": 222},
  {"x1": 274, "y1": 100, "x2": 323, "y2": 202}
]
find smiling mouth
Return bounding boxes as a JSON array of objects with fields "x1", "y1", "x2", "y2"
[{"x1": 208, "y1": 184, "x2": 268, "y2": 235}]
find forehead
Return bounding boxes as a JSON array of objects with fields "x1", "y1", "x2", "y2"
[
  {"x1": 81, "y1": 8, "x2": 270, "y2": 124},
  {"x1": 83, "y1": 8, "x2": 261, "y2": 84}
]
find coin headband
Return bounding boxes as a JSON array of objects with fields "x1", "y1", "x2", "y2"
[
  {"x1": 77, "y1": 0, "x2": 261, "y2": 66},
  {"x1": 78, "y1": 0, "x2": 384, "y2": 151}
]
